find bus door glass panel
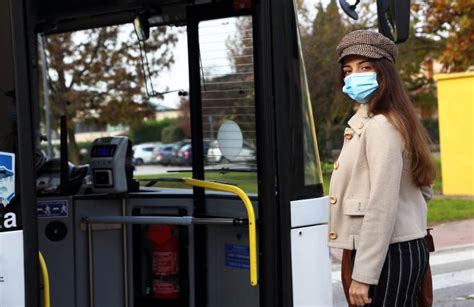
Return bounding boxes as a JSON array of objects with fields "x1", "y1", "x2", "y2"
[
  {"x1": 296, "y1": 11, "x2": 324, "y2": 192},
  {"x1": 198, "y1": 16, "x2": 257, "y2": 194},
  {"x1": 38, "y1": 23, "x2": 193, "y2": 190}
]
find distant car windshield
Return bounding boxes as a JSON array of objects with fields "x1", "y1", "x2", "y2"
[
  {"x1": 161, "y1": 145, "x2": 174, "y2": 151},
  {"x1": 180, "y1": 144, "x2": 191, "y2": 152}
]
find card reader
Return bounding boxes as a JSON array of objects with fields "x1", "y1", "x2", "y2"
[{"x1": 90, "y1": 136, "x2": 134, "y2": 193}]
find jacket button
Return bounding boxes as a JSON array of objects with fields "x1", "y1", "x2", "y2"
[
  {"x1": 358, "y1": 121, "x2": 364, "y2": 129},
  {"x1": 329, "y1": 196, "x2": 337, "y2": 204},
  {"x1": 333, "y1": 161, "x2": 339, "y2": 170},
  {"x1": 329, "y1": 231, "x2": 338, "y2": 240},
  {"x1": 344, "y1": 131, "x2": 353, "y2": 140}
]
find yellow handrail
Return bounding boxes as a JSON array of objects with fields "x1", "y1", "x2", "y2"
[
  {"x1": 182, "y1": 178, "x2": 258, "y2": 286},
  {"x1": 39, "y1": 251, "x2": 51, "y2": 307}
]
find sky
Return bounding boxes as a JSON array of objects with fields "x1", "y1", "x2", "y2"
[
  {"x1": 152, "y1": 17, "x2": 241, "y2": 109},
  {"x1": 151, "y1": 27, "x2": 188, "y2": 109}
]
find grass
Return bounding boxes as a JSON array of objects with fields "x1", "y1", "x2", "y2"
[
  {"x1": 136, "y1": 172, "x2": 258, "y2": 194},
  {"x1": 428, "y1": 198, "x2": 474, "y2": 225},
  {"x1": 137, "y1": 158, "x2": 473, "y2": 225},
  {"x1": 427, "y1": 156, "x2": 474, "y2": 224}
]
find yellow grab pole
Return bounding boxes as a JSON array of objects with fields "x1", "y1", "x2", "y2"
[
  {"x1": 39, "y1": 251, "x2": 51, "y2": 307},
  {"x1": 182, "y1": 178, "x2": 258, "y2": 286}
]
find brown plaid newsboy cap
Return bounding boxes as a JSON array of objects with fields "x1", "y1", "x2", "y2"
[{"x1": 336, "y1": 30, "x2": 398, "y2": 63}]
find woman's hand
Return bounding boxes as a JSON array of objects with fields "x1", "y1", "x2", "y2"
[{"x1": 349, "y1": 280, "x2": 372, "y2": 306}]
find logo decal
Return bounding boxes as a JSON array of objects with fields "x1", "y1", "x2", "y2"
[{"x1": 0, "y1": 152, "x2": 15, "y2": 207}]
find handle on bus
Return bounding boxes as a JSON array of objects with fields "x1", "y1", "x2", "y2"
[
  {"x1": 182, "y1": 178, "x2": 258, "y2": 287},
  {"x1": 39, "y1": 251, "x2": 51, "y2": 307}
]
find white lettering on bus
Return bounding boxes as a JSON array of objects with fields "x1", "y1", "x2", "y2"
[{"x1": 3, "y1": 212, "x2": 17, "y2": 228}]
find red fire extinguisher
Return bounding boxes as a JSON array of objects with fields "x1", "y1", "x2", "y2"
[{"x1": 148, "y1": 225, "x2": 180, "y2": 299}]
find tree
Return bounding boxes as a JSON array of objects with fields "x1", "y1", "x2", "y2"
[
  {"x1": 130, "y1": 118, "x2": 176, "y2": 144},
  {"x1": 414, "y1": 0, "x2": 474, "y2": 72},
  {"x1": 226, "y1": 16, "x2": 253, "y2": 74},
  {"x1": 177, "y1": 96, "x2": 191, "y2": 137},
  {"x1": 161, "y1": 125, "x2": 185, "y2": 144},
  {"x1": 44, "y1": 25, "x2": 178, "y2": 162},
  {"x1": 301, "y1": 0, "x2": 350, "y2": 159},
  {"x1": 396, "y1": 26, "x2": 439, "y2": 115},
  {"x1": 298, "y1": 0, "x2": 443, "y2": 157}
]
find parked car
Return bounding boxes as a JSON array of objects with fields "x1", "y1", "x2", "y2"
[
  {"x1": 174, "y1": 141, "x2": 211, "y2": 166},
  {"x1": 167, "y1": 140, "x2": 191, "y2": 165},
  {"x1": 152, "y1": 143, "x2": 180, "y2": 165},
  {"x1": 207, "y1": 140, "x2": 256, "y2": 163},
  {"x1": 132, "y1": 142, "x2": 161, "y2": 165},
  {"x1": 175, "y1": 144, "x2": 192, "y2": 166}
]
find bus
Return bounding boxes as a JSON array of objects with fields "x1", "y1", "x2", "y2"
[{"x1": 0, "y1": 0, "x2": 409, "y2": 306}]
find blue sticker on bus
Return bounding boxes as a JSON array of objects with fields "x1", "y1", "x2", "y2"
[
  {"x1": 37, "y1": 200, "x2": 69, "y2": 218},
  {"x1": 225, "y1": 244, "x2": 250, "y2": 270},
  {"x1": 0, "y1": 152, "x2": 15, "y2": 207}
]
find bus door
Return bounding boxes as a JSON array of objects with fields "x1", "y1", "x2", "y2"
[
  {"x1": 186, "y1": 2, "x2": 331, "y2": 306},
  {"x1": 3, "y1": 1, "x2": 333, "y2": 307}
]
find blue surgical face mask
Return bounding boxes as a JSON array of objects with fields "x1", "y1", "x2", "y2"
[{"x1": 342, "y1": 72, "x2": 379, "y2": 103}]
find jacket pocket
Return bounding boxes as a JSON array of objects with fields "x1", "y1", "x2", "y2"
[{"x1": 344, "y1": 198, "x2": 369, "y2": 216}]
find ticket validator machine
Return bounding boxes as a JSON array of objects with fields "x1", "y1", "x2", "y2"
[{"x1": 90, "y1": 136, "x2": 135, "y2": 193}]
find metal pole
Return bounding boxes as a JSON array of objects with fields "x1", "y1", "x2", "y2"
[
  {"x1": 38, "y1": 34, "x2": 53, "y2": 159},
  {"x1": 122, "y1": 198, "x2": 129, "y2": 307},
  {"x1": 87, "y1": 222, "x2": 95, "y2": 307}
]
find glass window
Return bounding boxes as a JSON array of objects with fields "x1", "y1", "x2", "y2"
[
  {"x1": 296, "y1": 10, "x2": 324, "y2": 188},
  {"x1": 198, "y1": 16, "x2": 258, "y2": 195},
  {"x1": 38, "y1": 23, "x2": 192, "y2": 190}
]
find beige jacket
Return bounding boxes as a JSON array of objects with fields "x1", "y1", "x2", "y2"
[{"x1": 327, "y1": 104, "x2": 432, "y2": 285}]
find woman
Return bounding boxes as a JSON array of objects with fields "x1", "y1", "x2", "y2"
[{"x1": 328, "y1": 30, "x2": 435, "y2": 306}]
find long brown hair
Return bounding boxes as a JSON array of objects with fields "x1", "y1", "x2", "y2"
[{"x1": 341, "y1": 58, "x2": 436, "y2": 187}]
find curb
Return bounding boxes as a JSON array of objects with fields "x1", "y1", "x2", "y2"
[{"x1": 435, "y1": 243, "x2": 474, "y2": 252}]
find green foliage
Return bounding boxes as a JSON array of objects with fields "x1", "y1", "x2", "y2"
[
  {"x1": 321, "y1": 161, "x2": 334, "y2": 176},
  {"x1": 433, "y1": 156, "x2": 442, "y2": 195},
  {"x1": 421, "y1": 118, "x2": 440, "y2": 144},
  {"x1": 161, "y1": 125, "x2": 185, "y2": 144},
  {"x1": 396, "y1": 26, "x2": 439, "y2": 115},
  {"x1": 130, "y1": 118, "x2": 176, "y2": 144},
  {"x1": 316, "y1": 123, "x2": 347, "y2": 161},
  {"x1": 414, "y1": 0, "x2": 474, "y2": 72}
]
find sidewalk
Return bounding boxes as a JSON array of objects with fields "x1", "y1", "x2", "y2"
[
  {"x1": 330, "y1": 218, "x2": 474, "y2": 262},
  {"x1": 430, "y1": 218, "x2": 474, "y2": 250}
]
